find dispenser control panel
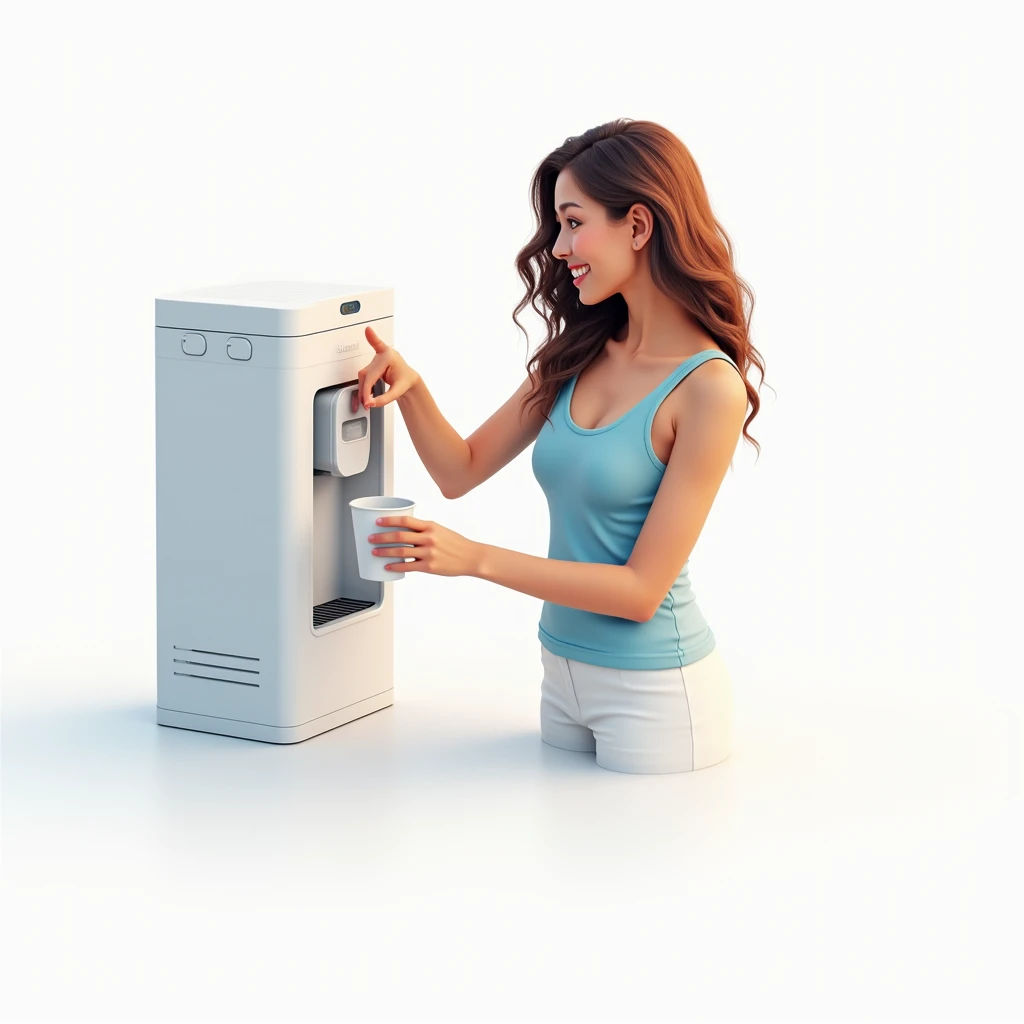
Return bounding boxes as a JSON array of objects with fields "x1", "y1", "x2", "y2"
[
  {"x1": 179, "y1": 333, "x2": 252, "y2": 360},
  {"x1": 313, "y1": 384, "x2": 371, "y2": 477}
]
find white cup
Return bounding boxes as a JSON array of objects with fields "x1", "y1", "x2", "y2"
[{"x1": 349, "y1": 496, "x2": 417, "y2": 582}]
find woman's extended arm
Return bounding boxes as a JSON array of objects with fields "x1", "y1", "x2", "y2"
[{"x1": 471, "y1": 546, "x2": 649, "y2": 622}]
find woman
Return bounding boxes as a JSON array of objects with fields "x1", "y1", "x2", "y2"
[{"x1": 359, "y1": 118, "x2": 767, "y2": 775}]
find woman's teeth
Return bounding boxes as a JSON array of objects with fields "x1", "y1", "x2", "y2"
[{"x1": 571, "y1": 264, "x2": 591, "y2": 278}]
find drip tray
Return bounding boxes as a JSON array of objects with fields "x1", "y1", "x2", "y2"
[{"x1": 313, "y1": 595, "x2": 375, "y2": 628}]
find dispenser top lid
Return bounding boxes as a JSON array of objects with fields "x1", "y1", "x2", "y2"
[{"x1": 154, "y1": 280, "x2": 392, "y2": 337}]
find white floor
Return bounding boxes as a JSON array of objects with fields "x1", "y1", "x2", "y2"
[{"x1": 1, "y1": 659, "x2": 1019, "y2": 1023}]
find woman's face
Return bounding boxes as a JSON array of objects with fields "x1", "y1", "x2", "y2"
[{"x1": 551, "y1": 168, "x2": 643, "y2": 305}]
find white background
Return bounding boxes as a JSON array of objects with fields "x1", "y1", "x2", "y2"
[{"x1": 2, "y1": 1, "x2": 1021, "y2": 1021}]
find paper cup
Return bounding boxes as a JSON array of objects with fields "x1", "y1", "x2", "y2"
[{"x1": 350, "y1": 496, "x2": 417, "y2": 581}]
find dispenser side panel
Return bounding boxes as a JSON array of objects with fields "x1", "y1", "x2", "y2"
[{"x1": 155, "y1": 344, "x2": 283, "y2": 723}]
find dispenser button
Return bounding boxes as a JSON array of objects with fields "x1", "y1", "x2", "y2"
[
  {"x1": 181, "y1": 333, "x2": 207, "y2": 356},
  {"x1": 227, "y1": 337, "x2": 252, "y2": 361},
  {"x1": 341, "y1": 417, "x2": 367, "y2": 442}
]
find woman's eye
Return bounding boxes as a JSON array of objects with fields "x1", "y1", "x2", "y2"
[{"x1": 567, "y1": 218, "x2": 580, "y2": 228}]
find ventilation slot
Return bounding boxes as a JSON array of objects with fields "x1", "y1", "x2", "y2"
[
  {"x1": 172, "y1": 645, "x2": 261, "y2": 687},
  {"x1": 314, "y1": 596, "x2": 375, "y2": 628}
]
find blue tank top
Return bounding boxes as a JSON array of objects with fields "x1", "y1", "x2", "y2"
[{"x1": 531, "y1": 348, "x2": 740, "y2": 670}]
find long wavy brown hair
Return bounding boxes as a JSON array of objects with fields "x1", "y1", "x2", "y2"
[{"x1": 513, "y1": 118, "x2": 770, "y2": 458}]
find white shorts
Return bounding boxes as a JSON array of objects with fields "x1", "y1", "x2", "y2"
[{"x1": 539, "y1": 642, "x2": 734, "y2": 774}]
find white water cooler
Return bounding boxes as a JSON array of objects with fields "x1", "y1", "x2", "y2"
[{"x1": 154, "y1": 280, "x2": 397, "y2": 743}]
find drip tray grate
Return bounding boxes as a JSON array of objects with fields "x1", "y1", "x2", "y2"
[{"x1": 313, "y1": 595, "x2": 376, "y2": 628}]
